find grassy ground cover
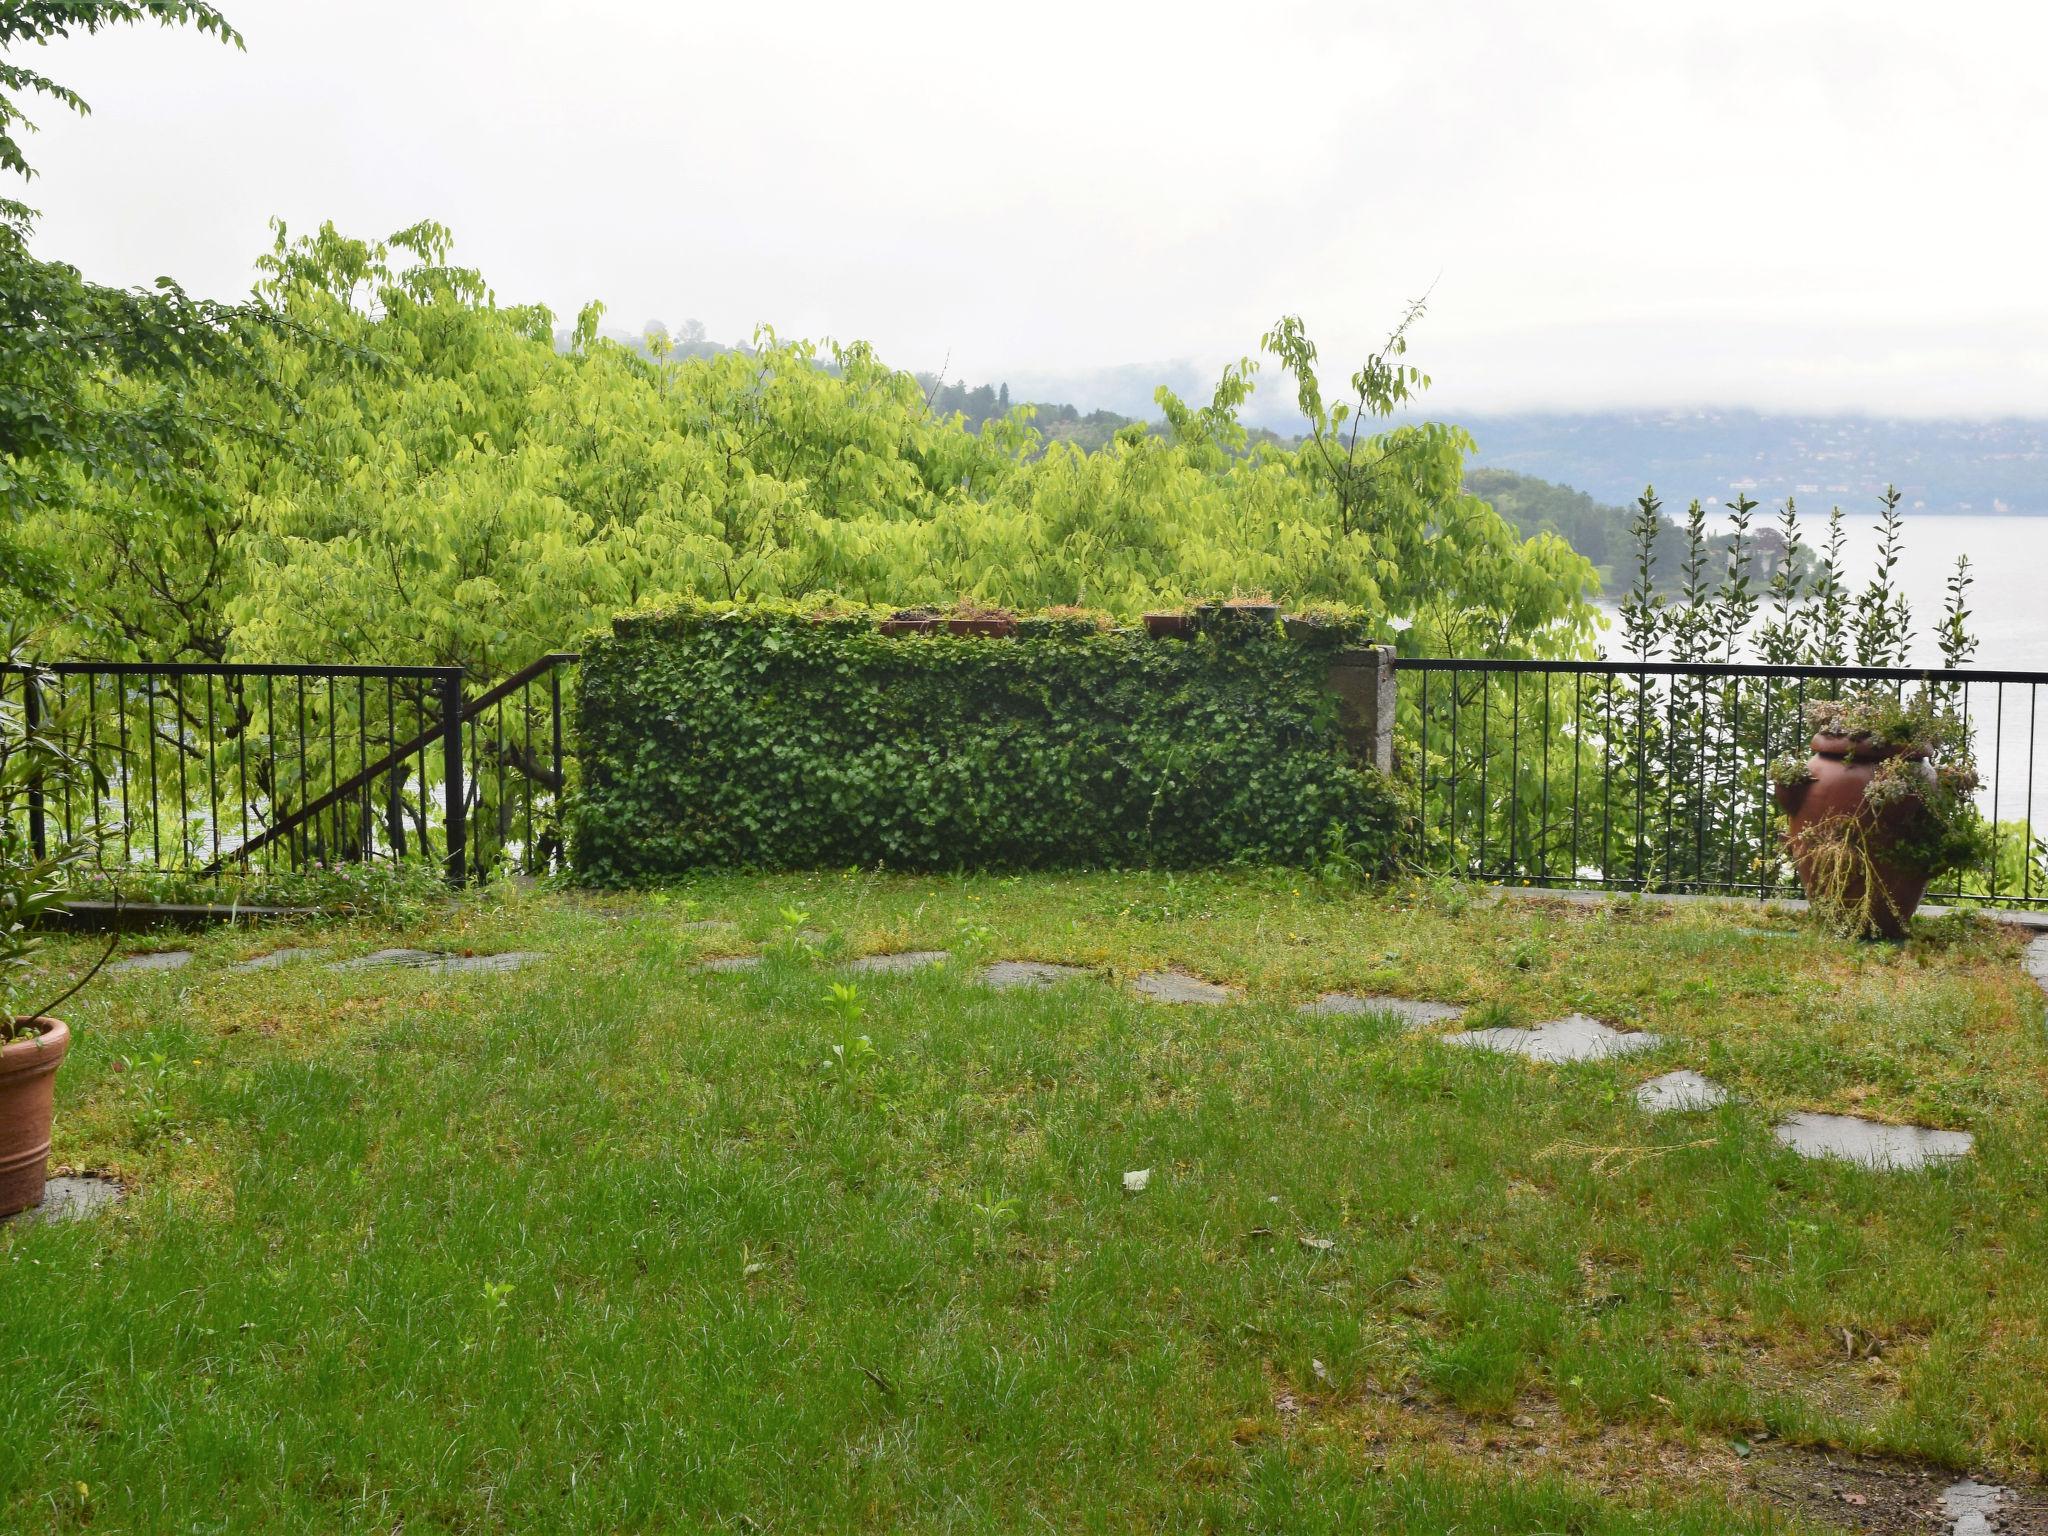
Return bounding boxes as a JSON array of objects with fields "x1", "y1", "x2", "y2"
[{"x1": 3, "y1": 872, "x2": 2045, "y2": 1532}]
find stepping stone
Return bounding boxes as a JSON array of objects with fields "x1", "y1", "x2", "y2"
[
  {"x1": 2026, "y1": 936, "x2": 2047, "y2": 997},
  {"x1": 328, "y1": 949, "x2": 542, "y2": 975},
  {"x1": 694, "y1": 954, "x2": 761, "y2": 974},
  {"x1": 1634, "y1": 1069, "x2": 1730, "y2": 1114},
  {"x1": 106, "y1": 950, "x2": 191, "y2": 975},
  {"x1": 681, "y1": 920, "x2": 736, "y2": 933},
  {"x1": 1773, "y1": 1111, "x2": 1973, "y2": 1170},
  {"x1": 329, "y1": 948, "x2": 444, "y2": 972},
  {"x1": 228, "y1": 946, "x2": 323, "y2": 974},
  {"x1": 978, "y1": 960, "x2": 1092, "y2": 990},
  {"x1": 1, "y1": 1174, "x2": 123, "y2": 1226},
  {"x1": 1301, "y1": 993, "x2": 1464, "y2": 1027},
  {"x1": 1131, "y1": 970, "x2": 1236, "y2": 1005},
  {"x1": 1941, "y1": 1479, "x2": 2010, "y2": 1536},
  {"x1": 417, "y1": 951, "x2": 544, "y2": 975},
  {"x1": 846, "y1": 950, "x2": 949, "y2": 975},
  {"x1": 1441, "y1": 1013, "x2": 1662, "y2": 1063}
]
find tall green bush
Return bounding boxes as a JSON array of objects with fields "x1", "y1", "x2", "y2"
[{"x1": 571, "y1": 603, "x2": 1407, "y2": 881}]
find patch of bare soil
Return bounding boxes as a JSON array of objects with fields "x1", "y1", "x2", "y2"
[
  {"x1": 1291, "y1": 1382, "x2": 2048, "y2": 1533},
  {"x1": 1748, "y1": 1448, "x2": 2048, "y2": 1535}
]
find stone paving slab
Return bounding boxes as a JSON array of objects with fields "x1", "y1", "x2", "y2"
[
  {"x1": 1131, "y1": 969, "x2": 1237, "y2": 1005},
  {"x1": 328, "y1": 949, "x2": 544, "y2": 975},
  {"x1": 1441, "y1": 1013, "x2": 1662, "y2": 1063},
  {"x1": 977, "y1": 960, "x2": 1093, "y2": 990},
  {"x1": 106, "y1": 950, "x2": 192, "y2": 974},
  {"x1": 694, "y1": 954, "x2": 762, "y2": 974},
  {"x1": 2027, "y1": 935, "x2": 2047, "y2": 996},
  {"x1": 846, "y1": 950, "x2": 949, "y2": 975},
  {"x1": 228, "y1": 946, "x2": 324, "y2": 974},
  {"x1": 1, "y1": 1174, "x2": 124, "y2": 1225},
  {"x1": 1300, "y1": 993, "x2": 1465, "y2": 1026},
  {"x1": 1634, "y1": 1069, "x2": 1730, "y2": 1114},
  {"x1": 1773, "y1": 1111, "x2": 1974, "y2": 1169},
  {"x1": 680, "y1": 919, "x2": 736, "y2": 933}
]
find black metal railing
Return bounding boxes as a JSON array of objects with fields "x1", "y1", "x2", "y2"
[
  {"x1": 1, "y1": 653, "x2": 579, "y2": 888},
  {"x1": 1402, "y1": 659, "x2": 2048, "y2": 911}
]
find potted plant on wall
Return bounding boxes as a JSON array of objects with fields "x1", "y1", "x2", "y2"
[
  {"x1": 2, "y1": 640, "x2": 110, "y2": 1217},
  {"x1": 1771, "y1": 691, "x2": 1988, "y2": 940},
  {"x1": 1143, "y1": 605, "x2": 1196, "y2": 640},
  {"x1": 947, "y1": 600, "x2": 1018, "y2": 638}
]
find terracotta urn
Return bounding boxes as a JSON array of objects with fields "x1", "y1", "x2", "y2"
[
  {"x1": 1774, "y1": 732, "x2": 1936, "y2": 940},
  {"x1": 1, "y1": 1017, "x2": 69, "y2": 1218}
]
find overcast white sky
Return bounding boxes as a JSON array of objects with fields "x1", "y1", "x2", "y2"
[{"x1": 16, "y1": 0, "x2": 2048, "y2": 416}]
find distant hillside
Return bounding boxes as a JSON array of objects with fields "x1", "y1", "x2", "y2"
[
  {"x1": 1465, "y1": 468, "x2": 1768, "y2": 595},
  {"x1": 1442, "y1": 411, "x2": 2047, "y2": 518}
]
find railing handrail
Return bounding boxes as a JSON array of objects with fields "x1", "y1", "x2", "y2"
[
  {"x1": 0, "y1": 660, "x2": 455, "y2": 679},
  {"x1": 1405, "y1": 658, "x2": 2048, "y2": 685}
]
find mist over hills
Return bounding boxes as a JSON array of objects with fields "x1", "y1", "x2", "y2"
[{"x1": 602, "y1": 326, "x2": 2048, "y2": 517}]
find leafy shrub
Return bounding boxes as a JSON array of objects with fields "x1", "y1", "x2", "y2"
[{"x1": 571, "y1": 601, "x2": 1408, "y2": 881}]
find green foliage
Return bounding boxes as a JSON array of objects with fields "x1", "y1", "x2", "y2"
[
  {"x1": 571, "y1": 601, "x2": 1409, "y2": 881},
  {"x1": 8, "y1": 221, "x2": 1597, "y2": 674}
]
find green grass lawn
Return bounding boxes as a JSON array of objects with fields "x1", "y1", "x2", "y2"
[{"x1": 4, "y1": 872, "x2": 2045, "y2": 1532}]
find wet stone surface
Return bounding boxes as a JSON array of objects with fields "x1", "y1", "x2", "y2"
[
  {"x1": 1941, "y1": 1479, "x2": 2011, "y2": 1536},
  {"x1": 1131, "y1": 970, "x2": 1237, "y2": 1005},
  {"x1": 1442, "y1": 1013, "x2": 1662, "y2": 1063},
  {"x1": 977, "y1": 960, "x2": 1093, "y2": 990},
  {"x1": 3, "y1": 1174, "x2": 124, "y2": 1225},
  {"x1": 1301, "y1": 993, "x2": 1464, "y2": 1027},
  {"x1": 694, "y1": 954, "x2": 762, "y2": 974},
  {"x1": 1635, "y1": 1070, "x2": 1731, "y2": 1114},
  {"x1": 329, "y1": 949, "x2": 543, "y2": 975},
  {"x1": 106, "y1": 950, "x2": 192, "y2": 975},
  {"x1": 846, "y1": 950, "x2": 949, "y2": 975},
  {"x1": 1774, "y1": 1111, "x2": 1974, "y2": 1170},
  {"x1": 228, "y1": 946, "x2": 324, "y2": 974}
]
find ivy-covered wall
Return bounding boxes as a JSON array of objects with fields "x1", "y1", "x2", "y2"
[{"x1": 570, "y1": 603, "x2": 1407, "y2": 882}]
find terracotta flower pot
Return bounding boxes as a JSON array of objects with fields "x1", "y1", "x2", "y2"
[
  {"x1": 879, "y1": 617, "x2": 938, "y2": 636},
  {"x1": 1775, "y1": 732, "x2": 1936, "y2": 940},
  {"x1": 947, "y1": 617, "x2": 1017, "y2": 638},
  {"x1": 1143, "y1": 613, "x2": 1195, "y2": 639},
  {"x1": 1, "y1": 1017, "x2": 69, "y2": 1218}
]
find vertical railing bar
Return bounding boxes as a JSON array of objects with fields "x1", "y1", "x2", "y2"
[
  {"x1": 326, "y1": 677, "x2": 339, "y2": 864},
  {"x1": 1507, "y1": 671, "x2": 1520, "y2": 878},
  {"x1": 1419, "y1": 667, "x2": 1430, "y2": 870},
  {"x1": 550, "y1": 664, "x2": 565, "y2": 877},
  {"x1": 2026, "y1": 683, "x2": 2038, "y2": 905},
  {"x1": 173, "y1": 675, "x2": 190, "y2": 869},
  {"x1": 443, "y1": 668, "x2": 467, "y2": 887},
  {"x1": 263, "y1": 674, "x2": 279, "y2": 874},
  {"x1": 145, "y1": 672, "x2": 162, "y2": 870},
  {"x1": 523, "y1": 680, "x2": 536, "y2": 875},
  {"x1": 356, "y1": 676, "x2": 370, "y2": 861},
  {"x1": 1726, "y1": 677, "x2": 1741, "y2": 891},
  {"x1": 23, "y1": 671, "x2": 46, "y2": 862},
  {"x1": 1569, "y1": 670, "x2": 1581, "y2": 886},
  {"x1": 115, "y1": 673, "x2": 133, "y2": 867},
  {"x1": 295, "y1": 676, "x2": 310, "y2": 870},
  {"x1": 1479, "y1": 669, "x2": 1491, "y2": 878},
  {"x1": 205, "y1": 675, "x2": 219, "y2": 874},
  {"x1": 1538, "y1": 671, "x2": 1550, "y2": 881},
  {"x1": 1988, "y1": 682, "x2": 2003, "y2": 902},
  {"x1": 1757, "y1": 678, "x2": 1772, "y2": 899}
]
